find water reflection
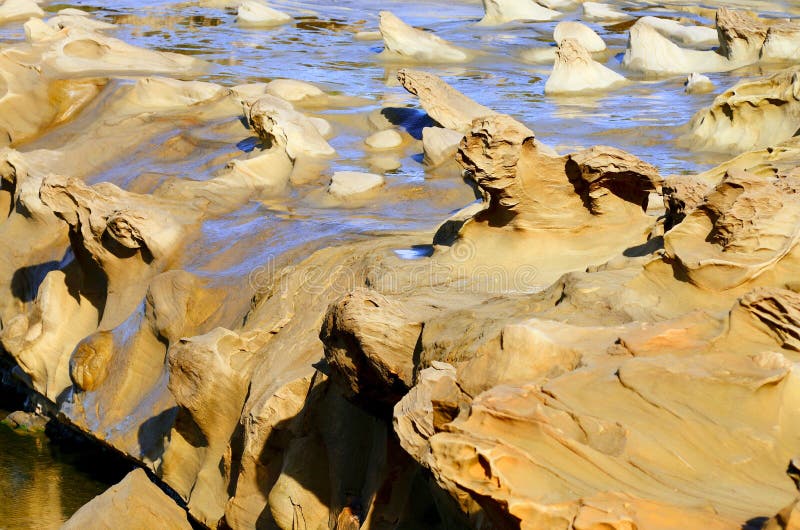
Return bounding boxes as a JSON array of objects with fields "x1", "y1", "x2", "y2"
[{"x1": 0, "y1": 417, "x2": 129, "y2": 529}]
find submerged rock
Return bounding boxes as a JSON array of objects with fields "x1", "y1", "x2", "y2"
[
  {"x1": 328, "y1": 171, "x2": 385, "y2": 197},
  {"x1": 1, "y1": 410, "x2": 48, "y2": 431},
  {"x1": 684, "y1": 72, "x2": 715, "y2": 94},
  {"x1": 365, "y1": 129, "x2": 403, "y2": 149}
]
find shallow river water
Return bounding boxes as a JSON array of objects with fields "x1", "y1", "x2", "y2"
[
  {"x1": 1, "y1": 0, "x2": 799, "y2": 526},
  {"x1": 0, "y1": 410, "x2": 129, "y2": 529}
]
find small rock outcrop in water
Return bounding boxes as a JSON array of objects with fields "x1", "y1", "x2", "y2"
[
  {"x1": 378, "y1": 11, "x2": 472, "y2": 63},
  {"x1": 545, "y1": 38, "x2": 627, "y2": 94},
  {"x1": 478, "y1": 0, "x2": 559, "y2": 25},
  {"x1": 236, "y1": 1, "x2": 292, "y2": 27},
  {"x1": 327, "y1": 171, "x2": 385, "y2": 197},
  {"x1": 623, "y1": 8, "x2": 800, "y2": 75},
  {"x1": 553, "y1": 20, "x2": 607, "y2": 52},
  {"x1": 684, "y1": 72, "x2": 714, "y2": 94}
]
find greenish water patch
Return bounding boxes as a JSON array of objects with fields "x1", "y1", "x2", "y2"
[{"x1": 0, "y1": 409, "x2": 130, "y2": 529}]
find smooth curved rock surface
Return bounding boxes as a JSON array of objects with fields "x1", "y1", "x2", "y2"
[
  {"x1": 545, "y1": 38, "x2": 627, "y2": 94},
  {"x1": 378, "y1": 11, "x2": 472, "y2": 63},
  {"x1": 478, "y1": 0, "x2": 559, "y2": 25},
  {"x1": 553, "y1": 20, "x2": 606, "y2": 52},
  {"x1": 681, "y1": 67, "x2": 800, "y2": 153},
  {"x1": 236, "y1": 1, "x2": 292, "y2": 28},
  {"x1": 62, "y1": 469, "x2": 192, "y2": 530}
]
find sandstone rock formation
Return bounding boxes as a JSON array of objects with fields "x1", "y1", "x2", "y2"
[
  {"x1": 681, "y1": 67, "x2": 800, "y2": 153},
  {"x1": 622, "y1": 8, "x2": 799, "y2": 75},
  {"x1": 2, "y1": 4, "x2": 800, "y2": 530},
  {"x1": 62, "y1": 468, "x2": 193, "y2": 530},
  {"x1": 622, "y1": 17, "x2": 731, "y2": 75},
  {"x1": 477, "y1": 0, "x2": 559, "y2": 25},
  {"x1": 397, "y1": 68, "x2": 557, "y2": 158},
  {"x1": 637, "y1": 15, "x2": 719, "y2": 47},
  {"x1": 315, "y1": 91, "x2": 800, "y2": 528},
  {"x1": 244, "y1": 94, "x2": 336, "y2": 159},
  {"x1": 378, "y1": 11, "x2": 472, "y2": 63},
  {"x1": 685, "y1": 72, "x2": 714, "y2": 94},
  {"x1": 0, "y1": 0, "x2": 43, "y2": 25},
  {"x1": 236, "y1": 1, "x2": 292, "y2": 28},
  {"x1": 328, "y1": 171, "x2": 385, "y2": 197},
  {"x1": 396, "y1": 68, "x2": 494, "y2": 132},
  {"x1": 422, "y1": 126, "x2": 464, "y2": 167},
  {"x1": 582, "y1": 1, "x2": 630, "y2": 22},
  {"x1": 762, "y1": 22, "x2": 800, "y2": 62},
  {"x1": 544, "y1": 38, "x2": 627, "y2": 94},
  {"x1": 447, "y1": 114, "x2": 660, "y2": 283},
  {"x1": 553, "y1": 20, "x2": 606, "y2": 53}
]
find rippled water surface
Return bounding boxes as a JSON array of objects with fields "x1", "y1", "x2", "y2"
[{"x1": 0, "y1": 412, "x2": 128, "y2": 529}]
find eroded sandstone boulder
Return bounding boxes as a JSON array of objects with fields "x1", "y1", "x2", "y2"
[
  {"x1": 448, "y1": 114, "x2": 660, "y2": 284},
  {"x1": 236, "y1": 1, "x2": 292, "y2": 28},
  {"x1": 477, "y1": 0, "x2": 559, "y2": 26},
  {"x1": 378, "y1": 11, "x2": 472, "y2": 63},
  {"x1": 62, "y1": 468, "x2": 192, "y2": 530},
  {"x1": 681, "y1": 67, "x2": 800, "y2": 153},
  {"x1": 544, "y1": 38, "x2": 627, "y2": 95},
  {"x1": 553, "y1": 20, "x2": 606, "y2": 53}
]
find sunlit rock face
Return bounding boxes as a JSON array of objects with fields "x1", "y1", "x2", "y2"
[
  {"x1": 681, "y1": 68, "x2": 800, "y2": 154},
  {"x1": 2, "y1": 1, "x2": 800, "y2": 530}
]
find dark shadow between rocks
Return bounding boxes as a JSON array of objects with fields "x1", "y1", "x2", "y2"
[
  {"x1": 137, "y1": 406, "x2": 180, "y2": 465},
  {"x1": 11, "y1": 260, "x2": 62, "y2": 303},
  {"x1": 379, "y1": 107, "x2": 439, "y2": 140},
  {"x1": 742, "y1": 516, "x2": 768, "y2": 530}
]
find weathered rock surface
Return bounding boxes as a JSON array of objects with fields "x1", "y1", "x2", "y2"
[
  {"x1": 244, "y1": 94, "x2": 336, "y2": 159},
  {"x1": 582, "y1": 1, "x2": 630, "y2": 22},
  {"x1": 545, "y1": 38, "x2": 627, "y2": 94},
  {"x1": 622, "y1": 17, "x2": 731, "y2": 75},
  {"x1": 422, "y1": 126, "x2": 464, "y2": 167},
  {"x1": 553, "y1": 20, "x2": 606, "y2": 52},
  {"x1": 236, "y1": 1, "x2": 292, "y2": 28},
  {"x1": 2, "y1": 5, "x2": 800, "y2": 530},
  {"x1": 478, "y1": 0, "x2": 559, "y2": 26},
  {"x1": 0, "y1": 0, "x2": 43, "y2": 25},
  {"x1": 681, "y1": 67, "x2": 800, "y2": 153},
  {"x1": 625, "y1": 8, "x2": 800, "y2": 76},
  {"x1": 378, "y1": 11, "x2": 472, "y2": 63},
  {"x1": 396, "y1": 68, "x2": 494, "y2": 132},
  {"x1": 448, "y1": 113, "x2": 660, "y2": 284},
  {"x1": 685, "y1": 72, "x2": 714, "y2": 94},
  {"x1": 62, "y1": 468, "x2": 193, "y2": 530},
  {"x1": 638, "y1": 15, "x2": 719, "y2": 47},
  {"x1": 328, "y1": 170, "x2": 385, "y2": 197}
]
